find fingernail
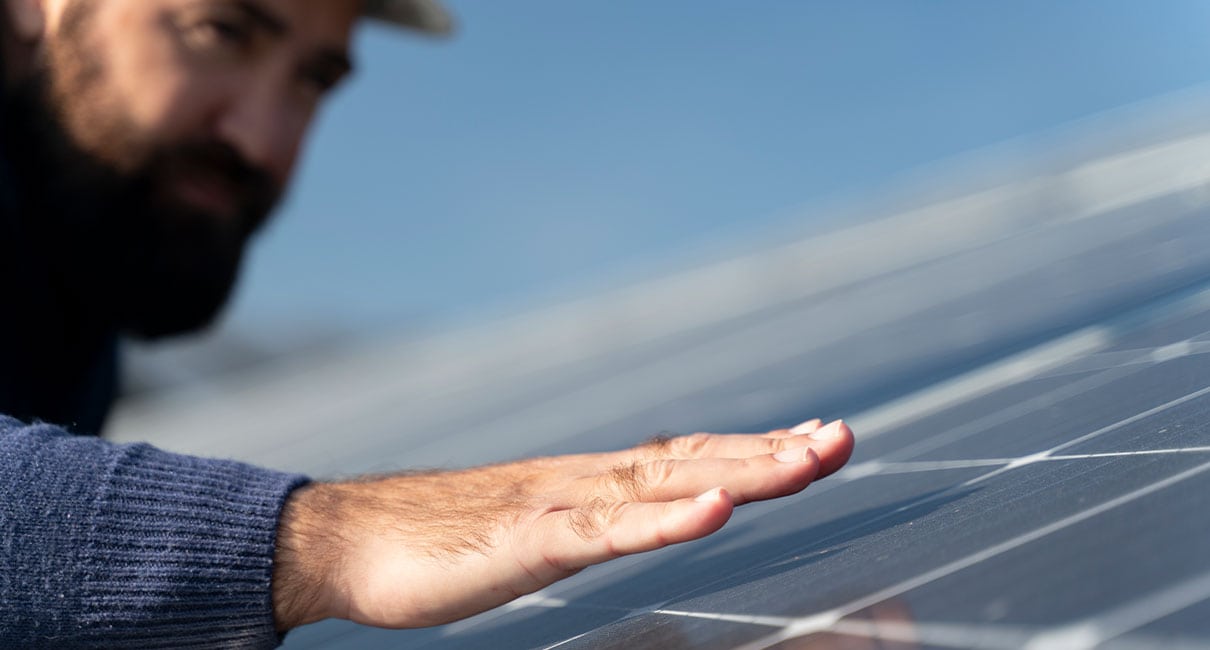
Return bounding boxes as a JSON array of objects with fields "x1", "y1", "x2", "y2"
[
  {"x1": 775, "y1": 445, "x2": 812, "y2": 463},
  {"x1": 808, "y1": 419, "x2": 844, "y2": 441},
  {"x1": 695, "y1": 487, "x2": 723, "y2": 502},
  {"x1": 790, "y1": 418, "x2": 822, "y2": 435}
]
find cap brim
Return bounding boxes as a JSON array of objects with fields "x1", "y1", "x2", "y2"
[{"x1": 363, "y1": 0, "x2": 454, "y2": 36}]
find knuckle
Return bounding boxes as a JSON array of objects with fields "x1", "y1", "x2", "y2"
[
  {"x1": 769, "y1": 436, "x2": 795, "y2": 453},
  {"x1": 644, "y1": 459, "x2": 677, "y2": 490},
  {"x1": 567, "y1": 504, "x2": 601, "y2": 541},
  {"x1": 606, "y1": 461, "x2": 648, "y2": 501},
  {"x1": 671, "y1": 432, "x2": 712, "y2": 457},
  {"x1": 568, "y1": 497, "x2": 622, "y2": 541},
  {"x1": 640, "y1": 433, "x2": 674, "y2": 455}
]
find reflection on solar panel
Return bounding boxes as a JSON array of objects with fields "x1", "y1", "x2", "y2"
[{"x1": 279, "y1": 284, "x2": 1210, "y2": 649}]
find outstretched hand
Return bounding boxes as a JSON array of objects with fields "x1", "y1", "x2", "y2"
[{"x1": 271, "y1": 419, "x2": 855, "y2": 631}]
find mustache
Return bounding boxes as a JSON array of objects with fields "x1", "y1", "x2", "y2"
[{"x1": 142, "y1": 140, "x2": 281, "y2": 235}]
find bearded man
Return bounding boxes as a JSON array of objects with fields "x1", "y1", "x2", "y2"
[{"x1": 0, "y1": 1, "x2": 854, "y2": 647}]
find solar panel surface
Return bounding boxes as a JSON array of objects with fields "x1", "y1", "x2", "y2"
[
  {"x1": 100, "y1": 100, "x2": 1210, "y2": 649},
  {"x1": 279, "y1": 281, "x2": 1210, "y2": 650}
]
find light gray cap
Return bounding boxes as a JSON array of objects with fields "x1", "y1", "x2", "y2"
[{"x1": 362, "y1": 0, "x2": 454, "y2": 35}]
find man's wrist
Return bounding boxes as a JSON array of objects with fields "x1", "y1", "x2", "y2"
[{"x1": 272, "y1": 483, "x2": 339, "y2": 632}]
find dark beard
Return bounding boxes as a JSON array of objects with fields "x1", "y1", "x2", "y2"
[{"x1": 2, "y1": 47, "x2": 278, "y2": 339}]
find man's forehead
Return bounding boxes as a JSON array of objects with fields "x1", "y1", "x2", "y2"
[
  {"x1": 57, "y1": 0, "x2": 360, "y2": 43},
  {"x1": 201, "y1": 0, "x2": 454, "y2": 36},
  {"x1": 52, "y1": 0, "x2": 448, "y2": 42}
]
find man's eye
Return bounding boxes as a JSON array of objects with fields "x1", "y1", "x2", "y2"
[
  {"x1": 205, "y1": 19, "x2": 251, "y2": 45},
  {"x1": 304, "y1": 71, "x2": 339, "y2": 96},
  {"x1": 182, "y1": 17, "x2": 255, "y2": 52},
  {"x1": 299, "y1": 61, "x2": 350, "y2": 98}
]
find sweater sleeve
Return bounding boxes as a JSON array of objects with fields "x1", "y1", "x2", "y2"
[{"x1": 0, "y1": 414, "x2": 310, "y2": 648}]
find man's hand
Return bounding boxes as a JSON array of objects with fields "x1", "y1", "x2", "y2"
[{"x1": 271, "y1": 419, "x2": 854, "y2": 631}]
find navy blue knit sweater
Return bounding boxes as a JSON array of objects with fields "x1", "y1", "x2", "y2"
[{"x1": 0, "y1": 415, "x2": 309, "y2": 648}]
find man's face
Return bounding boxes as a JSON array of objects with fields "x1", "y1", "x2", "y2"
[{"x1": 17, "y1": 0, "x2": 359, "y2": 337}]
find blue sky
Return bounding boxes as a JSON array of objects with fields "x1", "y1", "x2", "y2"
[{"x1": 226, "y1": 1, "x2": 1210, "y2": 336}]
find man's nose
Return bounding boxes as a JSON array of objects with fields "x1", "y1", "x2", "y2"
[{"x1": 214, "y1": 82, "x2": 301, "y2": 186}]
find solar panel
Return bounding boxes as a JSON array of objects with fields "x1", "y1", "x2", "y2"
[
  {"x1": 278, "y1": 280, "x2": 1210, "y2": 649},
  {"x1": 95, "y1": 97, "x2": 1210, "y2": 650}
]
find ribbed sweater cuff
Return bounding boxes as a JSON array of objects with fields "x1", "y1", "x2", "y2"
[
  {"x1": 0, "y1": 417, "x2": 309, "y2": 649},
  {"x1": 76, "y1": 442, "x2": 310, "y2": 648}
]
